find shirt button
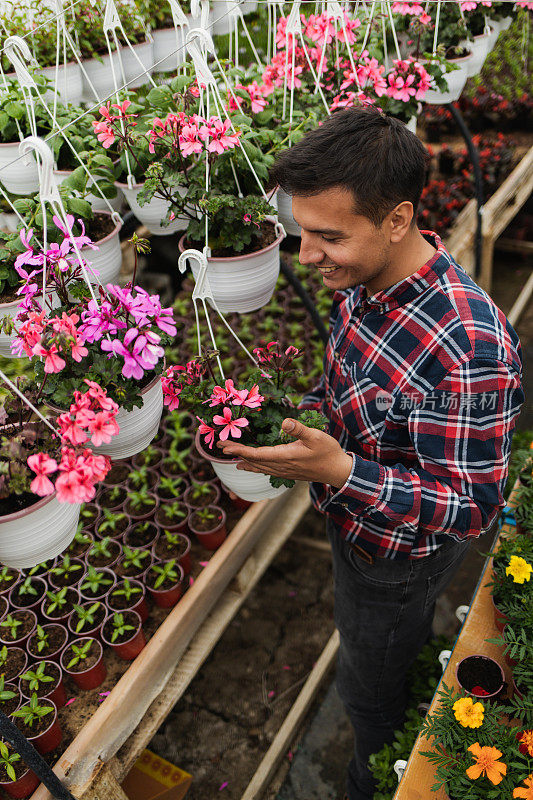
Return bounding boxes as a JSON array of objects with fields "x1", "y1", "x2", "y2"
[{"x1": 334, "y1": 350, "x2": 341, "y2": 360}]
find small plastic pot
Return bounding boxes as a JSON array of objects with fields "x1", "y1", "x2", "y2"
[
  {"x1": 67, "y1": 601, "x2": 107, "y2": 641},
  {"x1": 189, "y1": 506, "x2": 227, "y2": 551},
  {"x1": 60, "y1": 637, "x2": 106, "y2": 691},
  {"x1": 85, "y1": 540, "x2": 122, "y2": 571},
  {"x1": 456, "y1": 655, "x2": 505, "y2": 700},
  {"x1": 0, "y1": 684, "x2": 21, "y2": 717},
  {"x1": 102, "y1": 460, "x2": 130, "y2": 485},
  {"x1": 78, "y1": 503, "x2": 100, "y2": 528},
  {"x1": 152, "y1": 534, "x2": 192, "y2": 576},
  {"x1": 40, "y1": 587, "x2": 80, "y2": 625},
  {"x1": 126, "y1": 468, "x2": 159, "y2": 495},
  {"x1": 132, "y1": 448, "x2": 164, "y2": 470},
  {"x1": 0, "y1": 569, "x2": 20, "y2": 596},
  {"x1": 0, "y1": 647, "x2": 28, "y2": 683},
  {"x1": 14, "y1": 699, "x2": 62, "y2": 755},
  {"x1": 101, "y1": 610, "x2": 146, "y2": 661},
  {"x1": 9, "y1": 577, "x2": 47, "y2": 614},
  {"x1": 48, "y1": 558, "x2": 85, "y2": 591},
  {"x1": 145, "y1": 564, "x2": 185, "y2": 609},
  {"x1": 67, "y1": 532, "x2": 95, "y2": 559},
  {"x1": 78, "y1": 568, "x2": 116, "y2": 602},
  {"x1": 154, "y1": 504, "x2": 189, "y2": 533},
  {"x1": 0, "y1": 609, "x2": 38, "y2": 649},
  {"x1": 19, "y1": 660, "x2": 67, "y2": 709},
  {"x1": 98, "y1": 486, "x2": 128, "y2": 511},
  {"x1": 156, "y1": 476, "x2": 189, "y2": 502},
  {"x1": 26, "y1": 623, "x2": 68, "y2": 663},
  {"x1": 106, "y1": 579, "x2": 149, "y2": 624},
  {"x1": 491, "y1": 594, "x2": 509, "y2": 634},
  {"x1": 183, "y1": 482, "x2": 221, "y2": 510},
  {"x1": 0, "y1": 595, "x2": 8, "y2": 622},
  {"x1": 0, "y1": 765, "x2": 40, "y2": 798},
  {"x1": 124, "y1": 494, "x2": 159, "y2": 522},
  {"x1": 124, "y1": 524, "x2": 159, "y2": 551}
]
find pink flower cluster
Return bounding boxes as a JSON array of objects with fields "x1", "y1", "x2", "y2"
[
  {"x1": 13, "y1": 310, "x2": 88, "y2": 369},
  {"x1": 162, "y1": 360, "x2": 206, "y2": 411},
  {"x1": 385, "y1": 58, "x2": 432, "y2": 102},
  {"x1": 228, "y1": 82, "x2": 269, "y2": 115},
  {"x1": 275, "y1": 11, "x2": 360, "y2": 48},
  {"x1": 332, "y1": 55, "x2": 431, "y2": 109},
  {"x1": 145, "y1": 112, "x2": 242, "y2": 158},
  {"x1": 56, "y1": 380, "x2": 119, "y2": 449},
  {"x1": 92, "y1": 99, "x2": 137, "y2": 150},
  {"x1": 197, "y1": 379, "x2": 264, "y2": 449},
  {"x1": 253, "y1": 341, "x2": 300, "y2": 369},
  {"x1": 459, "y1": 0, "x2": 492, "y2": 10}
]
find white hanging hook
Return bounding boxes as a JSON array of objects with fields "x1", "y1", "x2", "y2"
[
  {"x1": 3, "y1": 36, "x2": 38, "y2": 91},
  {"x1": 19, "y1": 136, "x2": 58, "y2": 204},
  {"x1": 438, "y1": 649, "x2": 452, "y2": 673},
  {"x1": 455, "y1": 605, "x2": 470, "y2": 624},
  {"x1": 393, "y1": 760, "x2": 407, "y2": 782}
]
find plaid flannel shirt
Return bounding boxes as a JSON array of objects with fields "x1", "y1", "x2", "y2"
[{"x1": 300, "y1": 231, "x2": 524, "y2": 560}]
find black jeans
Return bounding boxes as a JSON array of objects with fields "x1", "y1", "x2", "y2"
[{"x1": 327, "y1": 520, "x2": 470, "y2": 800}]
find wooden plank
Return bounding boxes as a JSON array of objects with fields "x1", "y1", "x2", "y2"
[
  {"x1": 393, "y1": 482, "x2": 522, "y2": 800},
  {"x1": 292, "y1": 535, "x2": 331, "y2": 553},
  {"x1": 483, "y1": 146, "x2": 533, "y2": 240},
  {"x1": 114, "y1": 482, "x2": 311, "y2": 778},
  {"x1": 30, "y1": 486, "x2": 306, "y2": 800},
  {"x1": 496, "y1": 238, "x2": 533, "y2": 255},
  {"x1": 508, "y1": 268, "x2": 533, "y2": 328},
  {"x1": 239, "y1": 630, "x2": 340, "y2": 800}
]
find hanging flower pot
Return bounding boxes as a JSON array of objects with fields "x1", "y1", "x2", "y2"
[
  {"x1": 60, "y1": 637, "x2": 106, "y2": 690},
  {"x1": 276, "y1": 188, "x2": 301, "y2": 237},
  {"x1": 82, "y1": 40, "x2": 154, "y2": 102},
  {"x1": 91, "y1": 373, "x2": 164, "y2": 461},
  {"x1": 41, "y1": 61, "x2": 84, "y2": 106},
  {"x1": 189, "y1": 505, "x2": 227, "y2": 550},
  {"x1": 117, "y1": 181, "x2": 188, "y2": 236},
  {"x1": 0, "y1": 494, "x2": 81, "y2": 571},
  {"x1": 459, "y1": 32, "x2": 492, "y2": 77},
  {"x1": 195, "y1": 431, "x2": 289, "y2": 503},
  {"x1": 0, "y1": 289, "x2": 59, "y2": 359},
  {"x1": 422, "y1": 53, "x2": 474, "y2": 104},
  {"x1": 456, "y1": 655, "x2": 505, "y2": 700},
  {"x1": 179, "y1": 220, "x2": 285, "y2": 313},
  {"x1": 0, "y1": 143, "x2": 39, "y2": 195},
  {"x1": 0, "y1": 762, "x2": 41, "y2": 799},
  {"x1": 101, "y1": 609, "x2": 146, "y2": 660},
  {"x1": 211, "y1": 0, "x2": 239, "y2": 35}
]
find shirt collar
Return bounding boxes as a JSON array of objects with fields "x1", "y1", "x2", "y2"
[{"x1": 356, "y1": 231, "x2": 453, "y2": 314}]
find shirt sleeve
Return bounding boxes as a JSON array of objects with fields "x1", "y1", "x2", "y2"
[{"x1": 326, "y1": 357, "x2": 525, "y2": 543}]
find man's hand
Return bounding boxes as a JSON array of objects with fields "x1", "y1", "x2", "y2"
[{"x1": 217, "y1": 418, "x2": 353, "y2": 488}]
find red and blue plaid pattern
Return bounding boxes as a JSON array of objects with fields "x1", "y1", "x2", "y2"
[{"x1": 300, "y1": 232, "x2": 525, "y2": 559}]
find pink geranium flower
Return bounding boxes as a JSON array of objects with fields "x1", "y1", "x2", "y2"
[
  {"x1": 197, "y1": 418, "x2": 216, "y2": 449},
  {"x1": 212, "y1": 407, "x2": 249, "y2": 441},
  {"x1": 87, "y1": 411, "x2": 120, "y2": 447},
  {"x1": 27, "y1": 453, "x2": 58, "y2": 496},
  {"x1": 33, "y1": 343, "x2": 66, "y2": 374}
]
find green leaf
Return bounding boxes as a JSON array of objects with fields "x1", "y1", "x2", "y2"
[
  {"x1": 4, "y1": 101, "x2": 25, "y2": 120},
  {"x1": 66, "y1": 197, "x2": 93, "y2": 221},
  {"x1": 63, "y1": 165, "x2": 87, "y2": 193}
]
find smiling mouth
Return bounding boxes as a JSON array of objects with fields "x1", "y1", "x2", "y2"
[{"x1": 317, "y1": 265, "x2": 341, "y2": 275}]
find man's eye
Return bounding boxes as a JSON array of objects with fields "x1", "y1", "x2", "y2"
[{"x1": 322, "y1": 236, "x2": 338, "y2": 243}]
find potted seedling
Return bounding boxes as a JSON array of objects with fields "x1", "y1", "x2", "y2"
[
  {"x1": 154, "y1": 500, "x2": 189, "y2": 532},
  {"x1": 67, "y1": 527, "x2": 94, "y2": 559},
  {"x1": 48, "y1": 555, "x2": 85, "y2": 589},
  {"x1": 132, "y1": 445, "x2": 163, "y2": 469},
  {"x1": 9, "y1": 576, "x2": 47, "y2": 613},
  {"x1": 161, "y1": 446, "x2": 193, "y2": 479},
  {"x1": 116, "y1": 546, "x2": 153, "y2": 579},
  {"x1": 145, "y1": 560, "x2": 184, "y2": 608},
  {"x1": 0, "y1": 676, "x2": 19, "y2": 717},
  {"x1": 157, "y1": 476, "x2": 188, "y2": 501},
  {"x1": 107, "y1": 578, "x2": 148, "y2": 623},
  {"x1": 19, "y1": 661, "x2": 66, "y2": 709},
  {"x1": 127, "y1": 465, "x2": 158, "y2": 492},
  {"x1": 27, "y1": 624, "x2": 68, "y2": 663},
  {"x1": 0, "y1": 740, "x2": 40, "y2": 799},
  {"x1": 124, "y1": 521, "x2": 159, "y2": 549},
  {"x1": 0, "y1": 646, "x2": 27, "y2": 684},
  {"x1": 0, "y1": 611, "x2": 37, "y2": 648},
  {"x1": 183, "y1": 480, "x2": 220, "y2": 509},
  {"x1": 99, "y1": 484, "x2": 128, "y2": 511},
  {"x1": 152, "y1": 531, "x2": 192, "y2": 575},
  {"x1": 0, "y1": 568, "x2": 19, "y2": 596},
  {"x1": 60, "y1": 637, "x2": 106, "y2": 691},
  {"x1": 96, "y1": 508, "x2": 129, "y2": 539},
  {"x1": 101, "y1": 610, "x2": 146, "y2": 661},
  {"x1": 190, "y1": 459, "x2": 216, "y2": 482},
  {"x1": 41, "y1": 587, "x2": 79, "y2": 624},
  {"x1": 125, "y1": 488, "x2": 158, "y2": 520},
  {"x1": 79, "y1": 503, "x2": 100, "y2": 527},
  {"x1": 78, "y1": 566, "x2": 116, "y2": 601},
  {"x1": 23, "y1": 559, "x2": 56, "y2": 578},
  {"x1": 68, "y1": 601, "x2": 106, "y2": 639},
  {"x1": 189, "y1": 506, "x2": 227, "y2": 551},
  {"x1": 12, "y1": 694, "x2": 62, "y2": 755},
  {"x1": 85, "y1": 536, "x2": 122, "y2": 570}
]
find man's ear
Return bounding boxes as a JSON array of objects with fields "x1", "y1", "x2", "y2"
[{"x1": 388, "y1": 201, "x2": 413, "y2": 243}]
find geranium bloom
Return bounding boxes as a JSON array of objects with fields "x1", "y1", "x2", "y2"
[
  {"x1": 506, "y1": 555, "x2": 532, "y2": 583},
  {"x1": 392, "y1": 1, "x2": 424, "y2": 13},
  {"x1": 514, "y1": 774, "x2": 533, "y2": 799},
  {"x1": 57, "y1": 412, "x2": 90, "y2": 446},
  {"x1": 460, "y1": 0, "x2": 478, "y2": 9},
  {"x1": 452, "y1": 696, "x2": 484, "y2": 728},
  {"x1": 231, "y1": 384, "x2": 264, "y2": 409},
  {"x1": 208, "y1": 385, "x2": 229, "y2": 407},
  {"x1": 466, "y1": 744, "x2": 507, "y2": 785},
  {"x1": 212, "y1": 407, "x2": 249, "y2": 441},
  {"x1": 518, "y1": 731, "x2": 533, "y2": 757},
  {"x1": 88, "y1": 411, "x2": 120, "y2": 447},
  {"x1": 55, "y1": 466, "x2": 94, "y2": 503},
  {"x1": 197, "y1": 418, "x2": 216, "y2": 449},
  {"x1": 27, "y1": 453, "x2": 58, "y2": 496},
  {"x1": 33, "y1": 343, "x2": 66, "y2": 374},
  {"x1": 92, "y1": 120, "x2": 115, "y2": 148},
  {"x1": 204, "y1": 118, "x2": 241, "y2": 154}
]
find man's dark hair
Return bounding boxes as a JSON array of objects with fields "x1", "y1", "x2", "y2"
[{"x1": 268, "y1": 107, "x2": 430, "y2": 226}]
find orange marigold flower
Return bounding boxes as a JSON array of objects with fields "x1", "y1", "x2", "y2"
[
  {"x1": 513, "y1": 774, "x2": 533, "y2": 799},
  {"x1": 518, "y1": 731, "x2": 533, "y2": 758},
  {"x1": 466, "y1": 743, "x2": 507, "y2": 785}
]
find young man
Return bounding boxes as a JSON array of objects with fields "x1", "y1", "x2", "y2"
[{"x1": 218, "y1": 108, "x2": 525, "y2": 800}]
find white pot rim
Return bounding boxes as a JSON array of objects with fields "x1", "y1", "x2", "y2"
[
  {"x1": 0, "y1": 288, "x2": 55, "y2": 311},
  {"x1": 87, "y1": 210, "x2": 122, "y2": 245},
  {"x1": 179, "y1": 220, "x2": 284, "y2": 263},
  {"x1": 0, "y1": 491, "x2": 57, "y2": 525},
  {"x1": 0, "y1": 140, "x2": 27, "y2": 149},
  {"x1": 195, "y1": 429, "x2": 239, "y2": 464}
]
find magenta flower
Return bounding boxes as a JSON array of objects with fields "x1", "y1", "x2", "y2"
[
  {"x1": 27, "y1": 453, "x2": 58, "y2": 496},
  {"x1": 212, "y1": 407, "x2": 249, "y2": 441}
]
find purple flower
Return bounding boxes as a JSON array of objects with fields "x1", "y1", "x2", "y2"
[{"x1": 53, "y1": 215, "x2": 97, "y2": 251}]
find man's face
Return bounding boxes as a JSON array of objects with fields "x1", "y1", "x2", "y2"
[{"x1": 292, "y1": 187, "x2": 392, "y2": 292}]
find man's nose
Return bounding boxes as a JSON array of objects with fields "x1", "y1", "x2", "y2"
[{"x1": 299, "y1": 230, "x2": 324, "y2": 266}]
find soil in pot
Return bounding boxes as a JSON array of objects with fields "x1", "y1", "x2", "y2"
[
  {"x1": 49, "y1": 557, "x2": 85, "y2": 589},
  {"x1": 115, "y1": 548, "x2": 153, "y2": 580},
  {"x1": 0, "y1": 685, "x2": 20, "y2": 717},
  {"x1": 79, "y1": 503, "x2": 100, "y2": 526},
  {"x1": 0, "y1": 596, "x2": 7, "y2": 621},
  {"x1": 27, "y1": 624, "x2": 68, "y2": 661},
  {"x1": 0, "y1": 757, "x2": 40, "y2": 798},
  {"x1": 457, "y1": 656, "x2": 504, "y2": 698},
  {"x1": 125, "y1": 523, "x2": 159, "y2": 549},
  {"x1": 78, "y1": 568, "x2": 116, "y2": 601},
  {"x1": 189, "y1": 506, "x2": 227, "y2": 551},
  {"x1": 0, "y1": 610, "x2": 37, "y2": 646},
  {"x1": 184, "y1": 482, "x2": 220, "y2": 509},
  {"x1": 153, "y1": 533, "x2": 190, "y2": 564},
  {"x1": 86, "y1": 540, "x2": 122, "y2": 569},
  {"x1": 124, "y1": 495, "x2": 158, "y2": 520},
  {"x1": 0, "y1": 490, "x2": 41, "y2": 517},
  {"x1": 0, "y1": 647, "x2": 27, "y2": 682},
  {"x1": 67, "y1": 532, "x2": 94, "y2": 559},
  {"x1": 132, "y1": 447, "x2": 163, "y2": 469},
  {"x1": 103, "y1": 461, "x2": 130, "y2": 484},
  {"x1": 19, "y1": 660, "x2": 63, "y2": 701},
  {"x1": 145, "y1": 563, "x2": 184, "y2": 608},
  {"x1": 95, "y1": 512, "x2": 129, "y2": 540},
  {"x1": 107, "y1": 579, "x2": 147, "y2": 621},
  {"x1": 186, "y1": 220, "x2": 277, "y2": 259},
  {"x1": 61, "y1": 638, "x2": 106, "y2": 690},
  {"x1": 155, "y1": 502, "x2": 189, "y2": 530},
  {"x1": 157, "y1": 476, "x2": 189, "y2": 501},
  {"x1": 9, "y1": 577, "x2": 47, "y2": 610},
  {"x1": 87, "y1": 212, "x2": 116, "y2": 242},
  {"x1": 99, "y1": 486, "x2": 128, "y2": 510},
  {"x1": 190, "y1": 461, "x2": 216, "y2": 482},
  {"x1": 101, "y1": 610, "x2": 145, "y2": 660},
  {"x1": 12, "y1": 701, "x2": 60, "y2": 754},
  {"x1": 68, "y1": 601, "x2": 106, "y2": 638}
]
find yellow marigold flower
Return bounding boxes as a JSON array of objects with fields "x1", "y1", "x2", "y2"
[
  {"x1": 466, "y1": 743, "x2": 507, "y2": 785},
  {"x1": 452, "y1": 696, "x2": 484, "y2": 728},
  {"x1": 513, "y1": 774, "x2": 533, "y2": 799},
  {"x1": 506, "y1": 556, "x2": 533, "y2": 584}
]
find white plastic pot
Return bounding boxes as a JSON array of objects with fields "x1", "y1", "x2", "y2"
[
  {"x1": 152, "y1": 26, "x2": 187, "y2": 73},
  {"x1": 82, "y1": 41, "x2": 154, "y2": 102},
  {"x1": 79, "y1": 213, "x2": 122, "y2": 286},
  {"x1": 196, "y1": 433, "x2": 289, "y2": 502},
  {"x1": 180, "y1": 221, "x2": 285, "y2": 313},
  {"x1": 0, "y1": 142, "x2": 40, "y2": 195},
  {"x1": 117, "y1": 181, "x2": 188, "y2": 236},
  {"x1": 459, "y1": 32, "x2": 492, "y2": 77},
  {"x1": 93, "y1": 373, "x2": 164, "y2": 460},
  {"x1": 422, "y1": 53, "x2": 473, "y2": 104},
  {"x1": 41, "y1": 61, "x2": 84, "y2": 106},
  {"x1": 0, "y1": 493, "x2": 81, "y2": 569},
  {"x1": 53, "y1": 169, "x2": 124, "y2": 213},
  {"x1": 406, "y1": 116, "x2": 417, "y2": 133},
  {"x1": 0, "y1": 290, "x2": 58, "y2": 359},
  {"x1": 277, "y1": 188, "x2": 301, "y2": 237}
]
